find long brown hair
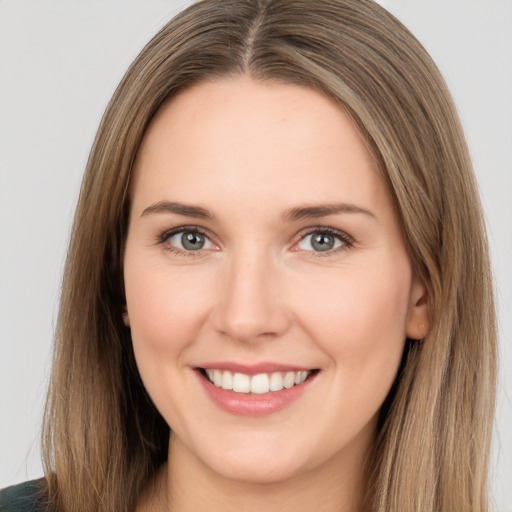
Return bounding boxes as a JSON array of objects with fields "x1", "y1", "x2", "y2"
[{"x1": 42, "y1": 1, "x2": 497, "y2": 510}]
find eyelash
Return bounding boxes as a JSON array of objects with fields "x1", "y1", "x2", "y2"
[
  {"x1": 296, "y1": 227, "x2": 354, "y2": 256},
  {"x1": 157, "y1": 226, "x2": 213, "y2": 257},
  {"x1": 157, "y1": 226, "x2": 354, "y2": 257}
]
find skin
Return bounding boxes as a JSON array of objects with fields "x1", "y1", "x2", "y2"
[{"x1": 124, "y1": 76, "x2": 429, "y2": 512}]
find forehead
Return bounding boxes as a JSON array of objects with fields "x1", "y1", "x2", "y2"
[{"x1": 130, "y1": 76, "x2": 388, "y2": 219}]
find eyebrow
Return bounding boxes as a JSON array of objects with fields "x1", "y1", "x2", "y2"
[
  {"x1": 141, "y1": 201, "x2": 214, "y2": 219},
  {"x1": 282, "y1": 203, "x2": 376, "y2": 222},
  {"x1": 140, "y1": 200, "x2": 375, "y2": 222}
]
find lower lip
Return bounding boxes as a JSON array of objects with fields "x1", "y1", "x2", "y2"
[{"x1": 197, "y1": 370, "x2": 316, "y2": 417}]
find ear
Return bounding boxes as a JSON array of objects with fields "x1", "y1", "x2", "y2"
[
  {"x1": 122, "y1": 304, "x2": 131, "y2": 327},
  {"x1": 406, "y1": 277, "x2": 429, "y2": 340}
]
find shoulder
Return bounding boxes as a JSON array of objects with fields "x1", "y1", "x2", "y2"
[{"x1": 0, "y1": 480, "x2": 46, "y2": 512}]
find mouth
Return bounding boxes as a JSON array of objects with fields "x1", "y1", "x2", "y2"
[
  {"x1": 195, "y1": 363, "x2": 319, "y2": 416},
  {"x1": 199, "y1": 368, "x2": 318, "y2": 395}
]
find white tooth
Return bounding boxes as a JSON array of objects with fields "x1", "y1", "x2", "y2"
[
  {"x1": 284, "y1": 371, "x2": 295, "y2": 389},
  {"x1": 233, "y1": 372, "x2": 251, "y2": 393},
  {"x1": 295, "y1": 372, "x2": 302, "y2": 385},
  {"x1": 250, "y1": 373, "x2": 270, "y2": 394},
  {"x1": 206, "y1": 369, "x2": 214, "y2": 382},
  {"x1": 298, "y1": 370, "x2": 309, "y2": 384},
  {"x1": 213, "y1": 369, "x2": 222, "y2": 387},
  {"x1": 221, "y1": 370, "x2": 233, "y2": 390},
  {"x1": 269, "y1": 372, "x2": 284, "y2": 392}
]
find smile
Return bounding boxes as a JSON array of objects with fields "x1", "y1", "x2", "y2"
[
  {"x1": 203, "y1": 369, "x2": 311, "y2": 394},
  {"x1": 197, "y1": 365, "x2": 318, "y2": 416}
]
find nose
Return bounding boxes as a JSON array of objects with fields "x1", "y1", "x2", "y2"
[{"x1": 211, "y1": 250, "x2": 291, "y2": 343}]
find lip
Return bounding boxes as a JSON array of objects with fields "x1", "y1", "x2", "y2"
[{"x1": 195, "y1": 364, "x2": 318, "y2": 417}]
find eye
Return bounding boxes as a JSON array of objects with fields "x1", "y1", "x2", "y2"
[
  {"x1": 296, "y1": 229, "x2": 352, "y2": 253},
  {"x1": 164, "y1": 228, "x2": 215, "y2": 252}
]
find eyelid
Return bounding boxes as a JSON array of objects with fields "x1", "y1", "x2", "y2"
[
  {"x1": 156, "y1": 225, "x2": 354, "y2": 256},
  {"x1": 157, "y1": 225, "x2": 218, "y2": 255},
  {"x1": 292, "y1": 226, "x2": 354, "y2": 254}
]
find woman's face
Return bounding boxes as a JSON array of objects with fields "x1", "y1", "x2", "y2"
[{"x1": 123, "y1": 77, "x2": 428, "y2": 485}]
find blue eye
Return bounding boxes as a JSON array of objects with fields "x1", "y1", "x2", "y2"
[
  {"x1": 165, "y1": 229, "x2": 214, "y2": 252},
  {"x1": 297, "y1": 230, "x2": 350, "y2": 252}
]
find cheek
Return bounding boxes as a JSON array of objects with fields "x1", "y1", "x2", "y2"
[
  {"x1": 292, "y1": 260, "x2": 412, "y2": 375},
  {"x1": 124, "y1": 259, "x2": 214, "y2": 357},
  {"x1": 123, "y1": 259, "x2": 217, "y2": 429}
]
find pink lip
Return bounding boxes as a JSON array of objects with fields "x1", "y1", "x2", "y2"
[
  {"x1": 196, "y1": 366, "x2": 317, "y2": 417},
  {"x1": 198, "y1": 361, "x2": 312, "y2": 376}
]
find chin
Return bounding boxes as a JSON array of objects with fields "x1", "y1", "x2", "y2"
[
  {"x1": 205, "y1": 454, "x2": 309, "y2": 485},
  {"x1": 184, "y1": 433, "x2": 311, "y2": 485}
]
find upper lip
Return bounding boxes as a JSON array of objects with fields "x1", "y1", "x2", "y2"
[{"x1": 197, "y1": 362, "x2": 316, "y2": 375}]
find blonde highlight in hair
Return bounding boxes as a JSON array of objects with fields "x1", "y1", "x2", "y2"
[{"x1": 42, "y1": 1, "x2": 497, "y2": 510}]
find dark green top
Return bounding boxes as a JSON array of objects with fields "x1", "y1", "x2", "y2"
[{"x1": 0, "y1": 480, "x2": 45, "y2": 512}]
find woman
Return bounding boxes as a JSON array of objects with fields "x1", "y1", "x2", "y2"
[{"x1": 0, "y1": 0, "x2": 497, "y2": 511}]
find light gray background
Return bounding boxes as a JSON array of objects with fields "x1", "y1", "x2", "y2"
[{"x1": 1, "y1": 1, "x2": 511, "y2": 510}]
